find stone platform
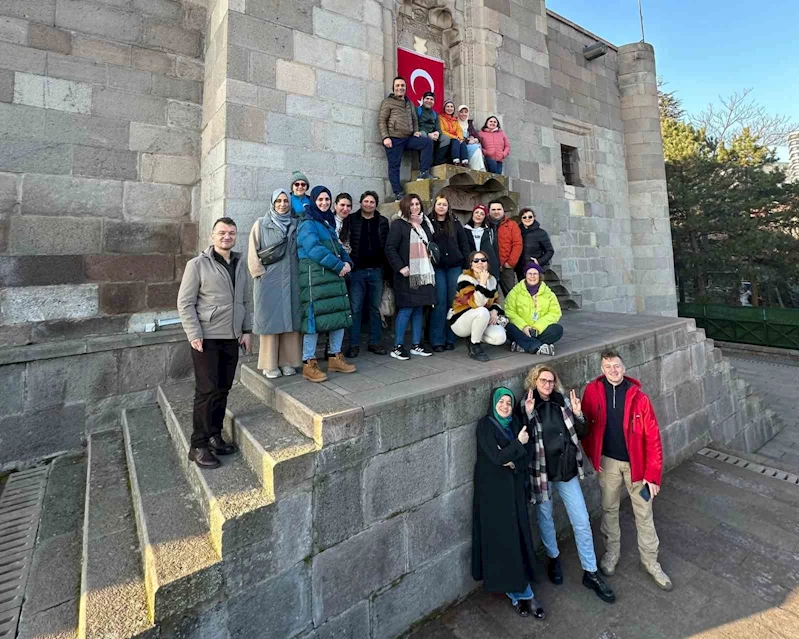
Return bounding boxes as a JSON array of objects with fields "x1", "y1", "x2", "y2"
[{"x1": 15, "y1": 310, "x2": 784, "y2": 639}]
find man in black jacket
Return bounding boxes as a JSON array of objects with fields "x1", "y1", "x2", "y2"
[
  {"x1": 517, "y1": 207, "x2": 555, "y2": 279},
  {"x1": 341, "y1": 191, "x2": 390, "y2": 357}
]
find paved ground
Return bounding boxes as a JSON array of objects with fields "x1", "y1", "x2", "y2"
[
  {"x1": 728, "y1": 356, "x2": 799, "y2": 470},
  {"x1": 411, "y1": 453, "x2": 799, "y2": 639}
]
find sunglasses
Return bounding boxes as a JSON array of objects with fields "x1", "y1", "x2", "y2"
[
  {"x1": 521, "y1": 215, "x2": 534, "y2": 220},
  {"x1": 293, "y1": 182, "x2": 307, "y2": 187},
  {"x1": 472, "y1": 258, "x2": 488, "y2": 263}
]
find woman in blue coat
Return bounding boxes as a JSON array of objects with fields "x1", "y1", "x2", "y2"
[
  {"x1": 290, "y1": 170, "x2": 311, "y2": 215},
  {"x1": 297, "y1": 185, "x2": 357, "y2": 383}
]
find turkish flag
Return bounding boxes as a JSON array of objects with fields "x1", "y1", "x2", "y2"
[{"x1": 396, "y1": 47, "x2": 445, "y2": 113}]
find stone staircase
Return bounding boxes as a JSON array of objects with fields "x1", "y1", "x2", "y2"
[
  {"x1": 57, "y1": 363, "x2": 326, "y2": 638},
  {"x1": 378, "y1": 164, "x2": 582, "y2": 310}
]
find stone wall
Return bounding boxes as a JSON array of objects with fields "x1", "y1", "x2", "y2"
[{"x1": 0, "y1": 0, "x2": 206, "y2": 343}]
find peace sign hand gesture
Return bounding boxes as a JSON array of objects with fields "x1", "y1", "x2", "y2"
[
  {"x1": 524, "y1": 388, "x2": 535, "y2": 417},
  {"x1": 570, "y1": 389, "x2": 582, "y2": 417}
]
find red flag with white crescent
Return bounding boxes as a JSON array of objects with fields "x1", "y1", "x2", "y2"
[{"x1": 396, "y1": 47, "x2": 445, "y2": 113}]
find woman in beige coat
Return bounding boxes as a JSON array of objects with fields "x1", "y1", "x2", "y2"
[{"x1": 248, "y1": 188, "x2": 302, "y2": 378}]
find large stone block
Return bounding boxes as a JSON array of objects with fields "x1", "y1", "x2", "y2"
[
  {"x1": 275, "y1": 60, "x2": 315, "y2": 96},
  {"x1": 0, "y1": 404, "x2": 85, "y2": 469},
  {"x1": 316, "y1": 70, "x2": 364, "y2": 107},
  {"x1": 447, "y1": 422, "x2": 477, "y2": 488},
  {"x1": 374, "y1": 395, "x2": 448, "y2": 453},
  {"x1": 25, "y1": 350, "x2": 118, "y2": 412},
  {"x1": 226, "y1": 103, "x2": 266, "y2": 143},
  {"x1": 227, "y1": 562, "x2": 311, "y2": 639},
  {"x1": 167, "y1": 100, "x2": 201, "y2": 130},
  {"x1": 660, "y1": 348, "x2": 689, "y2": 392},
  {"x1": 14, "y1": 72, "x2": 91, "y2": 114},
  {"x1": 313, "y1": 464, "x2": 363, "y2": 552},
  {"x1": 2, "y1": 1, "x2": 56, "y2": 26},
  {"x1": 119, "y1": 344, "x2": 166, "y2": 392},
  {"x1": 229, "y1": 11, "x2": 293, "y2": 57},
  {"x1": 371, "y1": 542, "x2": 473, "y2": 639},
  {"x1": 0, "y1": 41, "x2": 46, "y2": 74},
  {"x1": 324, "y1": 122, "x2": 362, "y2": 155},
  {"x1": 124, "y1": 182, "x2": 191, "y2": 220},
  {"x1": 312, "y1": 517, "x2": 406, "y2": 625},
  {"x1": 0, "y1": 139, "x2": 71, "y2": 174},
  {"x1": 73, "y1": 145, "x2": 138, "y2": 180},
  {"x1": 152, "y1": 74, "x2": 200, "y2": 103},
  {"x1": 84, "y1": 254, "x2": 172, "y2": 282},
  {"x1": 91, "y1": 87, "x2": 166, "y2": 125},
  {"x1": 145, "y1": 281, "x2": 180, "y2": 309},
  {"x1": 266, "y1": 112, "x2": 312, "y2": 147},
  {"x1": 363, "y1": 434, "x2": 447, "y2": 523},
  {"x1": 0, "y1": 69, "x2": 13, "y2": 103},
  {"x1": 72, "y1": 36, "x2": 131, "y2": 66},
  {"x1": 674, "y1": 380, "x2": 704, "y2": 418},
  {"x1": 312, "y1": 8, "x2": 365, "y2": 49},
  {"x1": 44, "y1": 110, "x2": 130, "y2": 149},
  {"x1": 0, "y1": 172, "x2": 17, "y2": 215},
  {"x1": 245, "y1": 0, "x2": 318, "y2": 34},
  {"x1": 132, "y1": 47, "x2": 173, "y2": 75},
  {"x1": 0, "y1": 363, "x2": 25, "y2": 416},
  {"x1": 140, "y1": 20, "x2": 200, "y2": 57},
  {"x1": 98, "y1": 282, "x2": 145, "y2": 314},
  {"x1": 8, "y1": 216, "x2": 102, "y2": 255},
  {"x1": 303, "y1": 602, "x2": 369, "y2": 639},
  {"x1": 0, "y1": 255, "x2": 85, "y2": 287},
  {"x1": 22, "y1": 174, "x2": 123, "y2": 218},
  {"x1": 29, "y1": 24, "x2": 71, "y2": 55},
  {"x1": 166, "y1": 341, "x2": 192, "y2": 381},
  {"x1": 140, "y1": 153, "x2": 199, "y2": 185},
  {"x1": 103, "y1": 220, "x2": 182, "y2": 253},
  {"x1": 56, "y1": 0, "x2": 142, "y2": 43},
  {"x1": 226, "y1": 139, "x2": 285, "y2": 169},
  {"x1": 129, "y1": 122, "x2": 199, "y2": 155},
  {"x1": 406, "y1": 484, "x2": 472, "y2": 570},
  {"x1": 293, "y1": 31, "x2": 335, "y2": 71}
]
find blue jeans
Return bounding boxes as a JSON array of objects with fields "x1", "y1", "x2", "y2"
[
  {"x1": 394, "y1": 307, "x2": 423, "y2": 346},
  {"x1": 349, "y1": 268, "x2": 383, "y2": 347},
  {"x1": 506, "y1": 584, "x2": 534, "y2": 605},
  {"x1": 303, "y1": 329, "x2": 344, "y2": 361},
  {"x1": 430, "y1": 266, "x2": 461, "y2": 346},
  {"x1": 485, "y1": 158, "x2": 503, "y2": 174},
  {"x1": 385, "y1": 136, "x2": 434, "y2": 195},
  {"x1": 506, "y1": 323, "x2": 563, "y2": 353},
  {"x1": 536, "y1": 475, "x2": 598, "y2": 572}
]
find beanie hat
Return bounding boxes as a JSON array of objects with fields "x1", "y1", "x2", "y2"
[
  {"x1": 524, "y1": 261, "x2": 543, "y2": 275},
  {"x1": 290, "y1": 170, "x2": 309, "y2": 186},
  {"x1": 472, "y1": 204, "x2": 488, "y2": 214},
  {"x1": 422, "y1": 91, "x2": 435, "y2": 100}
]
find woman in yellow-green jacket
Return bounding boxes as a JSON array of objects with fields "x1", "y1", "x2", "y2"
[{"x1": 504, "y1": 262, "x2": 563, "y2": 356}]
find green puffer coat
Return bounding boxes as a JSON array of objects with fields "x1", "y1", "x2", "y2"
[{"x1": 297, "y1": 208, "x2": 353, "y2": 334}]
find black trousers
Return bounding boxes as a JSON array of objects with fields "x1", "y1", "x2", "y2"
[{"x1": 190, "y1": 338, "x2": 239, "y2": 448}]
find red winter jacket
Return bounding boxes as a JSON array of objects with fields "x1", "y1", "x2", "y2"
[
  {"x1": 477, "y1": 128, "x2": 511, "y2": 161},
  {"x1": 581, "y1": 375, "x2": 664, "y2": 485},
  {"x1": 496, "y1": 217, "x2": 522, "y2": 268}
]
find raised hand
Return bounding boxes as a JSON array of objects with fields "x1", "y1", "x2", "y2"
[
  {"x1": 524, "y1": 388, "x2": 535, "y2": 417},
  {"x1": 517, "y1": 425, "x2": 529, "y2": 445},
  {"x1": 570, "y1": 389, "x2": 582, "y2": 416}
]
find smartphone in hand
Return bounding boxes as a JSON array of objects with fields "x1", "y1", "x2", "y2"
[{"x1": 639, "y1": 484, "x2": 651, "y2": 502}]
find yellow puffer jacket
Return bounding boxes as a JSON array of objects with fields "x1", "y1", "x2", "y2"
[{"x1": 503, "y1": 280, "x2": 561, "y2": 335}]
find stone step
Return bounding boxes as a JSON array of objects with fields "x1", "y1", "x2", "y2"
[
  {"x1": 156, "y1": 383, "x2": 275, "y2": 559},
  {"x1": 558, "y1": 292, "x2": 581, "y2": 310},
  {"x1": 79, "y1": 431, "x2": 154, "y2": 639},
  {"x1": 121, "y1": 407, "x2": 223, "y2": 624},
  {"x1": 220, "y1": 384, "x2": 317, "y2": 502},
  {"x1": 425, "y1": 164, "x2": 509, "y2": 191},
  {"x1": 239, "y1": 363, "x2": 363, "y2": 447}
]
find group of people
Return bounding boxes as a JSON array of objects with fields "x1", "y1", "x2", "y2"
[
  {"x1": 473, "y1": 352, "x2": 673, "y2": 619},
  {"x1": 380, "y1": 76, "x2": 511, "y2": 200}
]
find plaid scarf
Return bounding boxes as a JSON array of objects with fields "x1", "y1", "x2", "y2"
[
  {"x1": 528, "y1": 393, "x2": 585, "y2": 503},
  {"x1": 408, "y1": 219, "x2": 436, "y2": 289}
]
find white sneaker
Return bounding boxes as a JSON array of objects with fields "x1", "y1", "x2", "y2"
[
  {"x1": 264, "y1": 369, "x2": 282, "y2": 379},
  {"x1": 536, "y1": 344, "x2": 549, "y2": 355},
  {"x1": 281, "y1": 365, "x2": 297, "y2": 376},
  {"x1": 600, "y1": 552, "x2": 619, "y2": 576},
  {"x1": 410, "y1": 344, "x2": 432, "y2": 357},
  {"x1": 642, "y1": 562, "x2": 673, "y2": 591}
]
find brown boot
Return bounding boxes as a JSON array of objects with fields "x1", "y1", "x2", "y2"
[
  {"x1": 303, "y1": 359, "x2": 328, "y2": 383},
  {"x1": 327, "y1": 352, "x2": 356, "y2": 374}
]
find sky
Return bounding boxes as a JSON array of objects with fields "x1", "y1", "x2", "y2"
[{"x1": 547, "y1": 0, "x2": 799, "y2": 160}]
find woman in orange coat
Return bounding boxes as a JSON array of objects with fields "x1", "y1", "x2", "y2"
[{"x1": 438, "y1": 100, "x2": 470, "y2": 166}]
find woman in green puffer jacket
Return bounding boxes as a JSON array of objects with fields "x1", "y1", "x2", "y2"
[{"x1": 297, "y1": 185, "x2": 357, "y2": 382}]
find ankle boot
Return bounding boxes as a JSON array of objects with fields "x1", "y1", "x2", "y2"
[
  {"x1": 583, "y1": 570, "x2": 616, "y2": 603},
  {"x1": 327, "y1": 352, "x2": 356, "y2": 374},
  {"x1": 303, "y1": 359, "x2": 328, "y2": 382}
]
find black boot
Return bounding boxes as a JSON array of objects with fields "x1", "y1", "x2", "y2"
[
  {"x1": 467, "y1": 342, "x2": 489, "y2": 362},
  {"x1": 345, "y1": 345, "x2": 359, "y2": 358},
  {"x1": 547, "y1": 557, "x2": 563, "y2": 585},
  {"x1": 583, "y1": 570, "x2": 616, "y2": 603},
  {"x1": 188, "y1": 447, "x2": 220, "y2": 469},
  {"x1": 208, "y1": 435, "x2": 236, "y2": 455}
]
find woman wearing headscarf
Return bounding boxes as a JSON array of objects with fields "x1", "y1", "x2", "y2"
[
  {"x1": 477, "y1": 115, "x2": 511, "y2": 175},
  {"x1": 504, "y1": 262, "x2": 563, "y2": 356},
  {"x1": 384, "y1": 194, "x2": 435, "y2": 361},
  {"x1": 437, "y1": 100, "x2": 470, "y2": 166},
  {"x1": 248, "y1": 188, "x2": 302, "y2": 378},
  {"x1": 472, "y1": 387, "x2": 545, "y2": 620},
  {"x1": 464, "y1": 204, "x2": 500, "y2": 281},
  {"x1": 457, "y1": 105, "x2": 485, "y2": 171},
  {"x1": 297, "y1": 185, "x2": 356, "y2": 382},
  {"x1": 519, "y1": 365, "x2": 615, "y2": 603},
  {"x1": 289, "y1": 170, "x2": 311, "y2": 215}
]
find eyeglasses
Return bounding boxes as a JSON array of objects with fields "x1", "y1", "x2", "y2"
[
  {"x1": 538, "y1": 378, "x2": 555, "y2": 386},
  {"x1": 293, "y1": 182, "x2": 307, "y2": 188},
  {"x1": 472, "y1": 258, "x2": 488, "y2": 263}
]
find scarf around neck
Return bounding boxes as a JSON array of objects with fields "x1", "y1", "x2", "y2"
[
  {"x1": 268, "y1": 188, "x2": 292, "y2": 236},
  {"x1": 407, "y1": 217, "x2": 436, "y2": 289},
  {"x1": 490, "y1": 387, "x2": 515, "y2": 433},
  {"x1": 306, "y1": 185, "x2": 335, "y2": 227}
]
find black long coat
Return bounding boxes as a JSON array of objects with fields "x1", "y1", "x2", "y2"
[
  {"x1": 385, "y1": 218, "x2": 436, "y2": 308},
  {"x1": 472, "y1": 415, "x2": 537, "y2": 593},
  {"x1": 517, "y1": 220, "x2": 554, "y2": 278}
]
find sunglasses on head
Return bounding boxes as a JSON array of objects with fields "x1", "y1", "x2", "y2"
[{"x1": 472, "y1": 257, "x2": 488, "y2": 263}]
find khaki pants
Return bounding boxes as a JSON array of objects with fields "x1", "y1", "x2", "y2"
[
  {"x1": 598, "y1": 455, "x2": 659, "y2": 567},
  {"x1": 258, "y1": 332, "x2": 302, "y2": 371}
]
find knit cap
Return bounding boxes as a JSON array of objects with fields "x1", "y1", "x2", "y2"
[{"x1": 290, "y1": 170, "x2": 309, "y2": 185}]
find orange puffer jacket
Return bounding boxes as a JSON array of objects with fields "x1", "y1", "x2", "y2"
[{"x1": 439, "y1": 113, "x2": 463, "y2": 140}]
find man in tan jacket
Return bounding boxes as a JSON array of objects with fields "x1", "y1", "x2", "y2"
[
  {"x1": 177, "y1": 217, "x2": 253, "y2": 468},
  {"x1": 379, "y1": 76, "x2": 434, "y2": 200}
]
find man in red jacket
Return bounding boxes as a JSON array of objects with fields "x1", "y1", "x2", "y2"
[
  {"x1": 487, "y1": 200, "x2": 522, "y2": 298},
  {"x1": 581, "y1": 350, "x2": 673, "y2": 591}
]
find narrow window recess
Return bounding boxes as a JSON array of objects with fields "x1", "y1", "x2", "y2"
[{"x1": 561, "y1": 144, "x2": 581, "y2": 186}]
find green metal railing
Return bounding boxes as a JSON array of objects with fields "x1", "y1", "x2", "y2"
[{"x1": 678, "y1": 303, "x2": 799, "y2": 349}]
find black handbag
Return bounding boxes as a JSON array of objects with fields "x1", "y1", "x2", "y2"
[
  {"x1": 257, "y1": 237, "x2": 287, "y2": 266},
  {"x1": 413, "y1": 226, "x2": 440, "y2": 266}
]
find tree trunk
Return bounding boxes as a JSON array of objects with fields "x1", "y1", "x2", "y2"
[
  {"x1": 751, "y1": 279, "x2": 760, "y2": 307},
  {"x1": 689, "y1": 232, "x2": 706, "y2": 297}
]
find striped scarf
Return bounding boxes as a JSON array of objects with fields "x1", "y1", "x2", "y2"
[
  {"x1": 528, "y1": 395, "x2": 585, "y2": 503},
  {"x1": 409, "y1": 220, "x2": 436, "y2": 289}
]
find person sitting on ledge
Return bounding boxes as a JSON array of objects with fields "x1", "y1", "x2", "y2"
[
  {"x1": 478, "y1": 115, "x2": 511, "y2": 175},
  {"x1": 457, "y1": 105, "x2": 485, "y2": 171},
  {"x1": 378, "y1": 76, "x2": 434, "y2": 200},
  {"x1": 448, "y1": 250, "x2": 507, "y2": 362},
  {"x1": 437, "y1": 100, "x2": 470, "y2": 166},
  {"x1": 472, "y1": 387, "x2": 545, "y2": 620},
  {"x1": 416, "y1": 91, "x2": 441, "y2": 158},
  {"x1": 289, "y1": 170, "x2": 310, "y2": 215},
  {"x1": 504, "y1": 262, "x2": 563, "y2": 356}
]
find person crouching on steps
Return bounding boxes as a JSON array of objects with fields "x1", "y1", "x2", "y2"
[{"x1": 297, "y1": 185, "x2": 357, "y2": 382}]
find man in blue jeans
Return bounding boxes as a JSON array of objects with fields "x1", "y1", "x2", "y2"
[
  {"x1": 378, "y1": 76, "x2": 434, "y2": 200},
  {"x1": 341, "y1": 191, "x2": 390, "y2": 358}
]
